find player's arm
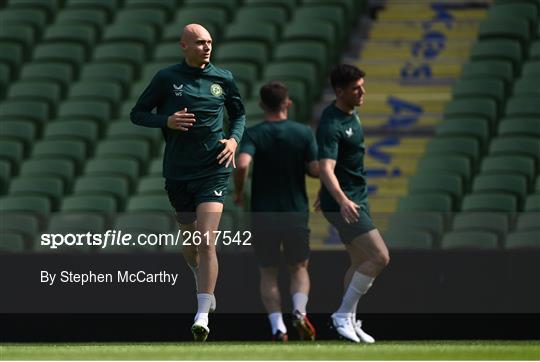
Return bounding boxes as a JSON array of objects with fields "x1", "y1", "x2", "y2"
[
  {"x1": 218, "y1": 75, "x2": 246, "y2": 168},
  {"x1": 319, "y1": 159, "x2": 359, "y2": 223},
  {"x1": 305, "y1": 127, "x2": 319, "y2": 178},
  {"x1": 233, "y1": 153, "x2": 252, "y2": 206},
  {"x1": 130, "y1": 72, "x2": 170, "y2": 128},
  {"x1": 306, "y1": 161, "x2": 319, "y2": 178}
]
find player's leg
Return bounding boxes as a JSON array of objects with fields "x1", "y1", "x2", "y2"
[{"x1": 260, "y1": 266, "x2": 288, "y2": 341}]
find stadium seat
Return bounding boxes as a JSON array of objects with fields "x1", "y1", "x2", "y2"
[
  {"x1": 85, "y1": 158, "x2": 140, "y2": 190},
  {"x1": 489, "y1": 2, "x2": 539, "y2": 34},
  {"x1": 470, "y1": 40, "x2": 523, "y2": 74},
  {"x1": 102, "y1": 23, "x2": 156, "y2": 52},
  {"x1": 0, "y1": 120, "x2": 37, "y2": 155},
  {"x1": 505, "y1": 231, "x2": 540, "y2": 249},
  {"x1": 0, "y1": 195, "x2": 51, "y2": 215},
  {"x1": 0, "y1": 64, "x2": 10, "y2": 98},
  {"x1": 293, "y1": 5, "x2": 347, "y2": 42},
  {"x1": 264, "y1": 61, "x2": 319, "y2": 99},
  {"x1": 153, "y1": 43, "x2": 185, "y2": 63},
  {"x1": 408, "y1": 174, "x2": 463, "y2": 204},
  {"x1": 0, "y1": 24, "x2": 35, "y2": 58},
  {"x1": 55, "y1": 9, "x2": 108, "y2": 37},
  {"x1": 7, "y1": 81, "x2": 62, "y2": 110},
  {"x1": 489, "y1": 137, "x2": 540, "y2": 165},
  {"x1": 472, "y1": 175, "x2": 528, "y2": 204},
  {"x1": 6, "y1": 0, "x2": 58, "y2": 21},
  {"x1": 516, "y1": 213, "x2": 540, "y2": 231},
  {"x1": 283, "y1": 21, "x2": 336, "y2": 56},
  {"x1": 126, "y1": 194, "x2": 172, "y2": 212},
  {"x1": 235, "y1": 6, "x2": 289, "y2": 28},
  {"x1": 397, "y1": 194, "x2": 453, "y2": 212},
  {"x1": 137, "y1": 176, "x2": 165, "y2": 194},
  {"x1": 93, "y1": 43, "x2": 146, "y2": 73},
  {"x1": 384, "y1": 229, "x2": 434, "y2": 250},
  {"x1": 425, "y1": 138, "x2": 481, "y2": 168},
  {"x1": 20, "y1": 159, "x2": 75, "y2": 189},
  {"x1": 148, "y1": 159, "x2": 162, "y2": 176},
  {"x1": 521, "y1": 61, "x2": 540, "y2": 77},
  {"x1": 0, "y1": 139, "x2": 24, "y2": 172},
  {"x1": 19, "y1": 62, "x2": 74, "y2": 95},
  {"x1": 107, "y1": 122, "x2": 162, "y2": 148},
  {"x1": 530, "y1": 41, "x2": 540, "y2": 60},
  {"x1": 73, "y1": 175, "x2": 130, "y2": 209},
  {"x1": 460, "y1": 61, "x2": 514, "y2": 90},
  {"x1": 214, "y1": 42, "x2": 269, "y2": 74},
  {"x1": 64, "y1": 0, "x2": 121, "y2": 22},
  {"x1": 115, "y1": 8, "x2": 168, "y2": 32},
  {"x1": 80, "y1": 63, "x2": 135, "y2": 95},
  {"x1": 435, "y1": 118, "x2": 490, "y2": 150},
  {"x1": 183, "y1": 0, "x2": 238, "y2": 18},
  {"x1": 0, "y1": 100, "x2": 50, "y2": 130},
  {"x1": 57, "y1": 100, "x2": 112, "y2": 131},
  {"x1": 224, "y1": 22, "x2": 278, "y2": 51},
  {"x1": 44, "y1": 121, "x2": 99, "y2": 149},
  {"x1": 47, "y1": 212, "x2": 106, "y2": 234},
  {"x1": 273, "y1": 40, "x2": 329, "y2": 74},
  {"x1": 451, "y1": 212, "x2": 510, "y2": 240},
  {"x1": 0, "y1": 212, "x2": 41, "y2": 242},
  {"x1": 441, "y1": 231, "x2": 499, "y2": 249},
  {"x1": 513, "y1": 78, "x2": 540, "y2": 96},
  {"x1": 525, "y1": 194, "x2": 540, "y2": 212},
  {"x1": 32, "y1": 139, "x2": 87, "y2": 173},
  {"x1": 536, "y1": 176, "x2": 540, "y2": 192},
  {"x1": 478, "y1": 18, "x2": 530, "y2": 51},
  {"x1": 415, "y1": 155, "x2": 472, "y2": 187},
  {"x1": 480, "y1": 155, "x2": 536, "y2": 186},
  {"x1": 170, "y1": 8, "x2": 225, "y2": 39},
  {"x1": 0, "y1": 43, "x2": 24, "y2": 74},
  {"x1": 33, "y1": 43, "x2": 87, "y2": 71},
  {"x1": 461, "y1": 193, "x2": 517, "y2": 212},
  {"x1": 212, "y1": 62, "x2": 259, "y2": 85},
  {"x1": 451, "y1": 79, "x2": 505, "y2": 114},
  {"x1": 0, "y1": 160, "x2": 11, "y2": 194},
  {"x1": 68, "y1": 81, "x2": 123, "y2": 109},
  {"x1": 61, "y1": 194, "x2": 117, "y2": 213},
  {"x1": 124, "y1": 0, "x2": 176, "y2": 13},
  {"x1": 114, "y1": 212, "x2": 173, "y2": 236},
  {"x1": 0, "y1": 232, "x2": 26, "y2": 252},
  {"x1": 505, "y1": 96, "x2": 540, "y2": 118},
  {"x1": 0, "y1": 8, "x2": 48, "y2": 35},
  {"x1": 95, "y1": 140, "x2": 150, "y2": 168},
  {"x1": 387, "y1": 212, "x2": 445, "y2": 241},
  {"x1": 43, "y1": 24, "x2": 97, "y2": 54},
  {"x1": 443, "y1": 98, "x2": 498, "y2": 129},
  {"x1": 9, "y1": 176, "x2": 64, "y2": 210},
  {"x1": 498, "y1": 119, "x2": 540, "y2": 137}
]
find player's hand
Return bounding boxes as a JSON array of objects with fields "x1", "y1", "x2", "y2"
[
  {"x1": 167, "y1": 108, "x2": 195, "y2": 131},
  {"x1": 217, "y1": 138, "x2": 238, "y2": 168},
  {"x1": 339, "y1": 198, "x2": 360, "y2": 224}
]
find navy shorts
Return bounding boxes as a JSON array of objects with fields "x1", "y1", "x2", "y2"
[{"x1": 165, "y1": 175, "x2": 229, "y2": 225}]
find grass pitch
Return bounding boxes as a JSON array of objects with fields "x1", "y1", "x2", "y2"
[{"x1": 1, "y1": 341, "x2": 539, "y2": 360}]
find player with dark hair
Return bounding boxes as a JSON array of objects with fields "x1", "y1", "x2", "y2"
[
  {"x1": 234, "y1": 81, "x2": 319, "y2": 341},
  {"x1": 130, "y1": 24, "x2": 245, "y2": 342},
  {"x1": 317, "y1": 64, "x2": 389, "y2": 343}
]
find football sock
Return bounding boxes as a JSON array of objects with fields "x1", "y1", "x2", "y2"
[
  {"x1": 336, "y1": 272, "x2": 374, "y2": 315},
  {"x1": 292, "y1": 292, "x2": 309, "y2": 315},
  {"x1": 268, "y1": 312, "x2": 287, "y2": 334},
  {"x1": 194, "y1": 293, "x2": 213, "y2": 325}
]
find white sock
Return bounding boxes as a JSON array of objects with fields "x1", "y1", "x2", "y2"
[
  {"x1": 268, "y1": 312, "x2": 287, "y2": 334},
  {"x1": 292, "y1": 292, "x2": 309, "y2": 315},
  {"x1": 336, "y1": 272, "x2": 374, "y2": 315},
  {"x1": 194, "y1": 293, "x2": 213, "y2": 325},
  {"x1": 210, "y1": 294, "x2": 216, "y2": 312}
]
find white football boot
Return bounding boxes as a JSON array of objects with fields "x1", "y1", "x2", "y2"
[
  {"x1": 351, "y1": 317, "x2": 375, "y2": 344},
  {"x1": 331, "y1": 313, "x2": 360, "y2": 343}
]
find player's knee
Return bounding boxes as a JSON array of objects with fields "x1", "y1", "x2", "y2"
[
  {"x1": 288, "y1": 260, "x2": 309, "y2": 274},
  {"x1": 374, "y1": 251, "x2": 390, "y2": 269}
]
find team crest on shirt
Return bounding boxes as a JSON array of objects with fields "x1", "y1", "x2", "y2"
[
  {"x1": 173, "y1": 84, "x2": 183, "y2": 96},
  {"x1": 210, "y1": 83, "x2": 223, "y2": 97}
]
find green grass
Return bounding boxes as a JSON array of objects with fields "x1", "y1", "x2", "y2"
[{"x1": 1, "y1": 341, "x2": 539, "y2": 360}]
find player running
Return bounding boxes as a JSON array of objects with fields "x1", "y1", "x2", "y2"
[
  {"x1": 317, "y1": 64, "x2": 389, "y2": 343},
  {"x1": 234, "y1": 81, "x2": 319, "y2": 341}
]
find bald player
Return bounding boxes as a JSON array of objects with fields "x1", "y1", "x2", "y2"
[{"x1": 130, "y1": 24, "x2": 246, "y2": 341}]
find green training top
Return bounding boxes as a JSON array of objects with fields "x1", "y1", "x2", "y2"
[
  {"x1": 240, "y1": 120, "x2": 317, "y2": 212},
  {"x1": 130, "y1": 61, "x2": 246, "y2": 181},
  {"x1": 316, "y1": 102, "x2": 368, "y2": 210}
]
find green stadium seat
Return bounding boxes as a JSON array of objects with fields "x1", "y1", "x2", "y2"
[
  {"x1": 472, "y1": 174, "x2": 528, "y2": 201},
  {"x1": 64, "y1": 0, "x2": 121, "y2": 22},
  {"x1": 387, "y1": 212, "x2": 445, "y2": 241},
  {"x1": 470, "y1": 40, "x2": 523, "y2": 74},
  {"x1": 80, "y1": 63, "x2": 135, "y2": 95},
  {"x1": 153, "y1": 43, "x2": 184, "y2": 63},
  {"x1": 173, "y1": 8, "x2": 227, "y2": 35},
  {"x1": 425, "y1": 138, "x2": 481, "y2": 167},
  {"x1": 7, "y1": 81, "x2": 62, "y2": 110},
  {"x1": 244, "y1": 0, "x2": 297, "y2": 18},
  {"x1": 137, "y1": 176, "x2": 165, "y2": 194},
  {"x1": 452, "y1": 212, "x2": 509, "y2": 240},
  {"x1": 408, "y1": 174, "x2": 463, "y2": 204},
  {"x1": 516, "y1": 213, "x2": 540, "y2": 231},
  {"x1": 85, "y1": 157, "x2": 140, "y2": 190},
  {"x1": 0, "y1": 8, "x2": 48, "y2": 34},
  {"x1": 0, "y1": 64, "x2": 10, "y2": 97},
  {"x1": 124, "y1": 0, "x2": 177, "y2": 13},
  {"x1": 235, "y1": 6, "x2": 289, "y2": 28},
  {"x1": 505, "y1": 231, "x2": 540, "y2": 249},
  {"x1": 20, "y1": 159, "x2": 75, "y2": 189},
  {"x1": 126, "y1": 194, "x2": 172, "y2": 212},
  {"x1": 303, "y1": 0, "x2": 361, "y2": 20},
  {"x1": 536, "y1": 176, "x2": 540, "y2": 192},
  {"x1": 461, "y1": 61, "x2": 514, "y2": 89},
  {"x1": 140, "y1": 62, "x2": 172, "y2": 82},
  {"x1": 102, "y1": 23, "x2": 156, "y2": 52},
  {"x1": 19, "y1": 62, "x2": 74, "y2": 95},
  {"x1": 505, "y1": 96, "x2": 540, "y2": 118},
  {"x1": 0, "y1": 120, "x2": 37, "y2": 155},
  {"x1": 525, "y1": 194, "x2": 540, "y2": 211},
  {"x1": 0, "y1": 43, "x2": 24, "y2": 74},
  {"x1": 264, "y1": 61, "x2": 319, "y2": 99},
  {"x1": 243, "y1": 99, "x2": 265, "y2": 121},
  {"x1": 513, "y1": 78, "x2": 540, "y2": 96},
  {"x1": 6, "y1": 0, "x2": 59, "y2": 20},
  {"x1": 55, "y1": 9, "x2": 108, "y2": 37},
  {"x1": 283, "y1": 21, "x2": 336, "y2": 54},
  {"x1": 0, "y1": 232, "x2": 26, "y2": 252},
  {"x1": 107, "y1": 122, "x2": 162, "y2": 148},
  {"x1": 0, "y1": 212, "x2": 41, "y2": 242},
  {"x1": 183, "y1": 0, "x2": 238, "y2": 18},
  {"x1": 33, "y1": 43, "x2": 87, "y2": 71},
  {"x1": 397, "y1": 194, "x2": 453, "y2": 212},
  {"x1": 95, "y1": 140, "x2": 151, "y2": 168},
  {"x1": 47, "y1": 212, "x2": 106, "y2": 235},
  {"x1": 0, "y1": 24, "x2": 35, "y2": 57},
  {"x1": 273, "y1": 40, "x2": 329, "y2": 74},
  {"x1": 114, "y1": 213, "x2": 173, "y2": 240},
  {"x1": 443, "y1": 98, "x2": 498, "y2": 129},
  {"x1": 68, "y1": 81, "x2": 123, "y2": 109},
  {"x1": 148, "y1": 159, "x2": 162, "y2": 175},
  {"x1": 115, "y1": 8, "x2": 168, "y2": 32},
  {"x1": 499, "y1": 118, "x2": 540, "y2": 137},
  {"x1": 93, "y1": 43, "x2": 146, "y2": 73},
  {"x1": 9, "y1": 176, "x2": 64, "y2": 210},
  {"x1": 489, "y1": 2, "x2": 539, "y2": 33},
  {"x1": 224, "y1": 22, "x2": 278, "y2": 51},
  {"x1": 250, "y1": 78, "x2": 309, "y2": 121},
  {"x1": 44, "y1": 120, "x2": 99, "y2": 149},
  {"x1": 0, "y1": 100, "x2": 50, "y2": 129},
  {"x1": 57, "y1": 100, "x2": 112, "y2": 130},
  {"x1": 521, "y1": 61, "x2": 540, "y2": 77},
  {"x1": 73, "y1": 175, "x2": 130, "y2": 208},
  {"x1": 530, "y1": 41, "x2": 540, "y2": 60},
  {"x1": 436, "y1": 118, "x2": 490, "y2": 150},
  {"x1": 384, "y1": 229, "x2": 434, "y2": 250},
  {"x1": 120, "y1": 100, "x2": 138, "y2": 118},
  {"x1": 0, "y1": 139, "x2": 24, "y2": 172},
  {"x1": 0, "y1": 160, "x2": 11, "y2": 194},
  {"x1": 480, "y1": 155, "x2": 536, "y2": 185},
  {"x1": 441, "y1": 231, "x2": 499, "y2": 249},
  {"x1": 43, "y1": 24, "x2": 97, "y2": 53},
  {"x1": 61, "y1": 194, "x2": 117, "y2": 213},
  {"x1": 452, "y1": 79, "x2": 505, "y2": 109},
  {"x1": 32, "y1": 140, "x2": 87, "y2": 172},
  {"x1": 213, "y1": 62, "x2": 259, "y2": 85},
  {"x1": 489, "y1": 137, "x2": 540, "y2": 164},
  {"x1": 293, "y1": 5, "x2": 347, "y2": 42},
  {"x1": 0, "y1": 195, "x2": 51, "y2": 215},
  {"x1": 214, "y1": 42, "x2": 269, "y2": 74},
  {"x1": 478, "y1": 18, "x2": 530, "y2": 51},
  {"x1": 461, "y1": 193, "x2": 517, "y2": 212}
]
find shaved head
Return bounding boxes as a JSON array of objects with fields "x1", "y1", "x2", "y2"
[{"x1": 180, "y1": 24, "x2": 213, "y2": 68}]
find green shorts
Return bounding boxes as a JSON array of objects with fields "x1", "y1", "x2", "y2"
[{"x1": 322, "y1": 204, "x2": 376, "y2": 244}]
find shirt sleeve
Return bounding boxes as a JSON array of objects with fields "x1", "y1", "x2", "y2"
[
  {"x1": 130, "y1": 72, "x2": 169, "y2": 128},
  {"x1": 224, "y1": 74, "x2": 246, "y2": 143},
  {"x1": 316, "y1": 119, "x2": 340, "y2": 160},
  {"x1": 305, "y1": 126, "x2": 318, "y2": 162},
  {"x1": 239, "y1": 128, "x2": 256, "y2": 156}
]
